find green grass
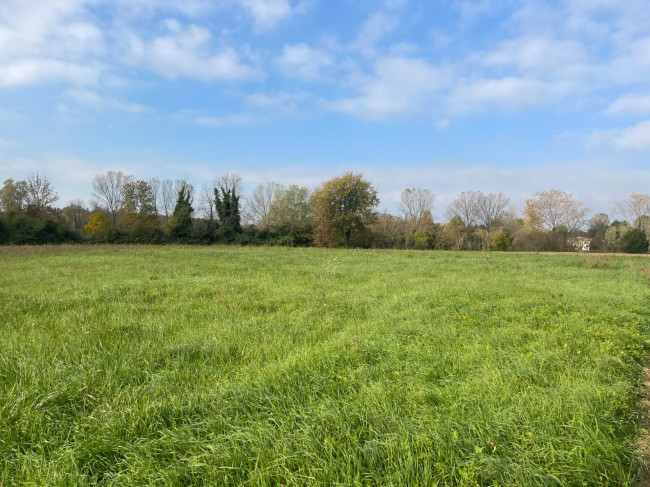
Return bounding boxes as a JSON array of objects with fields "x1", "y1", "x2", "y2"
[{"x1": 1, "y1": 246, "x2": 650, "y2": 486}]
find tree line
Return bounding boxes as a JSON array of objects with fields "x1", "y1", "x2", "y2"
[{"x1": 0, "y1": 171, "x2": 648, "y2": 253}]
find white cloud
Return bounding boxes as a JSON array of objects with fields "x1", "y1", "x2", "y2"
[
  {"x1": 276, "y1": 43, "x2": 334, "y2": 80},
  {"x1": 481, "y1": 37, "x2": 588, "y2": 78},
  {"x1": 606, "y1": 94, "x2": 650, "y2": 117},
  {"x1": 245, "y1": 91, "x2": 308, "y2": 111},
  {"x1": 237, "y1": 0, "x2": 298, "y2": 32},
  {"x1": 0, "y1": 59, "x2": 99, "y2": 87},
  {"x1": 351, "y1": 12, "x2": 399, "y2": 57},
  {"x1": 0, "y1": 0, "x2": 103, "y2": 60},
  {"x1": 448, "y1": 77, "x2": 561, "y2": 114},
  {"x1": 328, "y1": 57, "x2": 450, "y2": 119},
  {"x1": 124, "y1": 23, "x2": 264, "y2": 82},
  {"x1": 583, "y1": 128, "x2": 621, "y2": 150},
  {"x1": 615, "y1": 120, "x2": 650, "y2": 151},
  {"x1": 574, "y1": 121, "x2": 650, "y2": 152},
  {"x1": 0, "y1": 137, "x2": 14, "y2": 148},
  {"x1": 110, "y1": 0, "x2": 214, "y2": 19},
  {"x1": 195, "y1": 113, "x2": 262, "y2": 126},
  {"x1": 65, "y1": 89, "x2": 148, "y2": 113},
  {"x1": 0, "y1": 0, "x2": 104, "y2": 87}
]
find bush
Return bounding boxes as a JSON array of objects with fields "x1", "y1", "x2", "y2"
[
  {"x1": 89, "y1": 227, "x2": 128, "y2": 244},
  {"x1": 0, "y1": 212, "x2": 80, "y2": 245},
  {"x1": 491, "y1": 230, "x2": 513, "y2": 251},
  {"x1": 190, "y1": 220, "x2": 219, "y2": 244},
  {"x1": 130, "y1": 225, "x2": 165, "y2": 244},
  {"x1": 410, "y1": 230, "x2": 435, "y2": 250}
]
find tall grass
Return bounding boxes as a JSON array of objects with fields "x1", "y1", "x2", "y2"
[{"x1": 1, "y1": 246, "x2": 649, "y2": 485}]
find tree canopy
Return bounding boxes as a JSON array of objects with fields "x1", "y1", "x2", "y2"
[{"x1": 311, "y1": 172, "x2": 379, "y2": 247}]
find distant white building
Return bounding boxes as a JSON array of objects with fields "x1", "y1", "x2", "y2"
[{"x1": 570, "y1": 237, "x2": 592, "y2": 252}]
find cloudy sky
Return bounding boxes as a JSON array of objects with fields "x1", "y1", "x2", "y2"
[{"x1": 0, "y1": 0, "x2": 649, "y2": 217}]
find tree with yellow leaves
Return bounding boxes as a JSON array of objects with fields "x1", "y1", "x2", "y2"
[{"x1": 84, "y1": 211, "x2": 110, "y2": 235}]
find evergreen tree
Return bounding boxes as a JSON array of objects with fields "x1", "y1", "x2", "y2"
[
  {"x1": 214, "y1": 186, "x2": 241, "y2": 235},
  {"x1": 623, "y1": 228, "x2": 649, "y2": 254},
  {"x1": 168, "y1": 184, "x2": 194, "y2": 241}
]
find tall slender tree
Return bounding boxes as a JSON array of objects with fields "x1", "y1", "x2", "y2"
[
  {"x1": 214, "y1": 174, "x2": 242, "y2": 234},
  {"x1": 168, "y1": 182, "x2": 194, "y2": 240}
]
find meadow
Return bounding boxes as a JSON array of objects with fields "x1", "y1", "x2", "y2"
[{"x1": 1, "y1": 246, "x2": 650, "y2": 486}]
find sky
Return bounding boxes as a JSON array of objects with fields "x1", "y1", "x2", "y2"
[{"x1": 0, "y1": 0, "x2": 649, "y2": 219}]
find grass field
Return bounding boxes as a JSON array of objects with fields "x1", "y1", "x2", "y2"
[{"x1": 1, "y1": 246, "x2": 650, "y2": 486}]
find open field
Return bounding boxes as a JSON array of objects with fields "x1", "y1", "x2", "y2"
[{"x1": 1, "y1": 246, "x2": 650, "y2": 486}]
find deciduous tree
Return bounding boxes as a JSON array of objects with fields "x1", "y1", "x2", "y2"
[
  {"x1": 312, "y1": 172, "x2": 379, "y2": 247},
  {"x1": 269, "y1": 184, "x2": 312, "y2": 231},
  {"x1": 62, "y1": 200, "x2": 89, "y2": 231},
  {"x1": 25, "y1": 172, "x2": 58, "y2": 215},
  {"x1": 119, "y1": 180, "x2": 158, "y2": 229},
  {"x1": 523, "y1": 189, "x2": 588, "y2": 233},
  {"x1": 148, "y1": 177, "x2": 161, "y2": 215},
  {"x1": 398, "y1": 188, "x2": 435, "y2": 222},
  {"x1": 587, "y1": 213, "x2": 610, "y2": 238},
  {"x1": 249, "y1": 181, "x2": 284, "y2": 228},
  {"x1": 437, "y1": 216, "x2": 465, "y2": 250},
  {"x1": 0, "y1": 178, "x2": 27, "y2": 212},
  {"x1": 92, "y1": 170, "x2": 132, "y2": 224},
  {"x1": 475, "y1": 192, "x2": 509, "y2": 230},
  {"x1": 84, "y1": 211, "x2": 110, "y2": 235},
  {"x1": 198, "y1": 182, "x2": 216, "y2": 220},
  {"x1": 159, "y1": 179, "x2": 176, "y2": 220},
  {"x1": 446, "y1": 191, "x2": 479, "y2": 227},
  {"x1": 615, "y1": 193, "x2": 650, "y2": 225}
]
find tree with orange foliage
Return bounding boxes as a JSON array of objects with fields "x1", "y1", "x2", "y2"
[
  {"x1": 311, "y1": 172, "x2": 379, "y2": 247},
  {"x1": 523, "y1": 189, "x2": 588, "y2": 233}
]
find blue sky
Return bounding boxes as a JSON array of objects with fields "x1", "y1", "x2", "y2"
[{"x1": 0, "y1": 0, "x2": 649, "y2": 218}]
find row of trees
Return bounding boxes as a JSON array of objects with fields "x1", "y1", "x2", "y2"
[{"x1": 0, "y1": 171, "x2": 648, "y2": 253}]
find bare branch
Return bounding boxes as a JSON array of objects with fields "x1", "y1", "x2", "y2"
[
  {"x1": 397, "y1": 188, "x2": 435, "y2": 222},
  {"x1": 91, "y1": 170, "x2": 132, "y2": 224},
  {"x1": 446, "y1": 191, "x2": 479, "y2": 227},
  {"x1": 475, "y1": 192, "x2": 509, "y2": 230}
]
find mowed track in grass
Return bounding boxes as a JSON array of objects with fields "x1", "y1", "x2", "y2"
[{"x1": 1, "y1": 246, "x2": 650, "y2": 486}]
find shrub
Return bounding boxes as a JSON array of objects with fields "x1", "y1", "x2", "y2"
[
  {"x1": 411, "y1": 230, "x2": 435, "y2": 250},
  {"x1": 89, "y1": 227, "x2": 128, "y2": 243},
  {"x1": 491, "y1": 230, "x2": 513, "y2": 251},
  {"x1": 582, "y1": 256, "x2": 613, "y2": 269}
]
